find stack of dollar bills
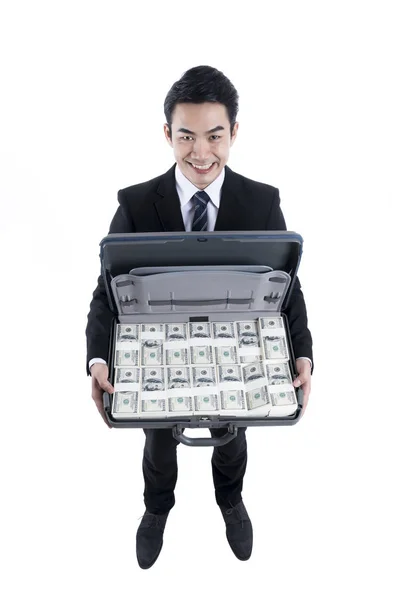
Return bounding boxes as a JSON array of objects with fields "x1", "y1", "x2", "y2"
[{"x1": 111, "y1": 319, "x2": 297, "y2": 420}]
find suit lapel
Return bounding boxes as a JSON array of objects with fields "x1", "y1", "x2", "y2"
[
  {"x1": 153, "y1": 164, "x2": 185, "y2": 231},
  {"x1": 214, "y1": 166, "x2": 249, "y2": 230}
]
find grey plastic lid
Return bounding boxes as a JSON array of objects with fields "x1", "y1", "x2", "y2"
[{"x1": 99, "y1": 231, "x2": 303, "y2": 314}]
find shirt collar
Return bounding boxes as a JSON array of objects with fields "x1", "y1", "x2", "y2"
[{"x1": 175, "y1": 163, "x2": 225, "y2": 208}]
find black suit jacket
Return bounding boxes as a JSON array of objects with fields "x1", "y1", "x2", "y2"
[{"x1": 85, "y1": 164, "x2": 313, "y2": 375}]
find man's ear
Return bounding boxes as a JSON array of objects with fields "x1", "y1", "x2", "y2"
[
  {"x1": 164, "y1": 123, "x2": 173, "y2": 146},
  {"x1": 230, "y1": 121, "x2": 239, "y2": 146}
]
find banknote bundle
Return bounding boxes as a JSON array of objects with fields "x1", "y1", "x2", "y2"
[
  {"x1": 111, "y1": 319, "x2": 298, "y2": 419},
  {"x1": 114, "y1": 324, "x2": 140, "y2": 367},
  {"x1": 236, "y1": 320, "x2": 263, "y2": 365}
]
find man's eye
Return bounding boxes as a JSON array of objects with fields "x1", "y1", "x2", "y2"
[
  {"x1": 182, "y1": 136, "x2": 193, "y2": 141},
  {"x1": 210, "y1": 135, "x2": 221, "y2": 141}
]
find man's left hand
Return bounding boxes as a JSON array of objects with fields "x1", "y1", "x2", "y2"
[{"x1": 293, "y1": 358, "x2": 312, "y2": 419}]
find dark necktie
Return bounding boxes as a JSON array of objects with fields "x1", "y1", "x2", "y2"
[{"x1": 191, "y1": 190, "x2": 211, "y2": 231}]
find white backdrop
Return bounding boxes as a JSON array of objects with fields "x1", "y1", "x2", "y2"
[{"x1": 1, "y1": 1, "x2": 399, "y2": 598}]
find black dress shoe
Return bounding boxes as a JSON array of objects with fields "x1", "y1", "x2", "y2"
[
  {"x1": 219, "y1": 500, "x2": 253, "y2": 560},
  {"x1": 136, "y1": 510, "x2": 170, "y2": 569}
]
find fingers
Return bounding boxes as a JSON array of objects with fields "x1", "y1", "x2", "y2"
[{"x1": 98, "y1": 379, "x2": 114, "y2": 394}]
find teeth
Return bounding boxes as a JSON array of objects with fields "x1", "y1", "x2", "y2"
[{"x1": 190, "y1": 162, "x2": 213, "y2": 170}]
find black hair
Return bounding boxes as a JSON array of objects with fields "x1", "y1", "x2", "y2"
[{"x1": 164, "y1": 65, "x2": 239, "y2": 138}]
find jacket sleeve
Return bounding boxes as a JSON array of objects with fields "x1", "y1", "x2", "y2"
[
  {"x1": 85, "y1": 191, "x2": 134, "y2": 375},
  {"x1": 267, "y1": 188, "x2": 314, "y2": 374}
]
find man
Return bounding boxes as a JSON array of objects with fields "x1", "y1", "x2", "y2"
[{"x1": 86, "y1": 65, "x2": 313, "y2": 569}]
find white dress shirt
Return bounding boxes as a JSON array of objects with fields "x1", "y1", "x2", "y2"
[{"x1": 89, "y1": 164, "x2": 312, "y2": 371}]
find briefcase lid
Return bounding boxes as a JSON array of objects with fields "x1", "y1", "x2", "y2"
[{"x1": 99, "y1": 230, "x2": 304, "y2": 312}]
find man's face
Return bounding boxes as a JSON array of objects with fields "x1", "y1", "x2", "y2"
[{"x1": 164, "y1": 102, "x2": 238, "y2": 190}]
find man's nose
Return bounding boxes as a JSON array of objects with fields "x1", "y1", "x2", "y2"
[{"x1": 192, "y1": 138, "x2": 211, "y2": 159}]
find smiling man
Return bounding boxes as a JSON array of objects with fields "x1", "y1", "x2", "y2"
[
  {"x1": 167, "y1": 101, "x2": 237, "y2": 187},
  {"x1": 86, "y1": 65, "x2": 314, "y2": 570}
]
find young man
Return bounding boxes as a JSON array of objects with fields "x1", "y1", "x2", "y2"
[{"x1": 86, "y1": 65, "x2": 313, "y2": 569}]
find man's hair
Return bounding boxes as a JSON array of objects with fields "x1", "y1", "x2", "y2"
[{"x1": 164, "y1": 65, "x2": 239, "y2": 137}]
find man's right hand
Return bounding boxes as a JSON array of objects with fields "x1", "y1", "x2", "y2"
[{"x1": 90, "y1": 363, "x2": 114, "y2": 428}]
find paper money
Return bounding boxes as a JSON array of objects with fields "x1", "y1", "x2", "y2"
[
  {"x1": 141, "y1": 324, "x2": 164, "y2": 335},
  {"x1": 190, "y1": 345, "x2": 213, "y2": 364},
  {"x1": 141, "y1": 398, "x2": 166, "y2": 412},
  {"x1": 168, "y1": 396, "x2": 193, "y2": 412},
  {"x1": 189, "y1": 322, "x2": 212, "y2": 339},
  {"x1": 113, "y1": 391, "x2": 138, "y2": 414},
  {"x1": 220, "y1": 390, "x2": 245, "y2": 410},
  {"x1": 237, "y1": 321, "x2": 260, "y2": 347},
  {"x1": 270, "y1": 390, "x2": 296, "y2": 406},
  {"x1": 265, "y1": 362, "x2": 292, "y2": 385},
  {"x1": 239, "y1": 354, "x2": 262, "y2": 365},
  {"x1": 115, "y1": 367, "x2": 140, "y2": 384},
  {"x1": 259, "y1": 317, "x2": 284, "y2": 330},
  {"x1": 166, "y1": 347, "x2": 189, "y2": 365},
  {"x1": 142, "y1": 368, "x2": 165, "y2": 392},
  {"x1": 117, "y1": 324, "x2": 139, "y2": 342},
  {"x1": 141, "y1": 340, "x2": 163, "y2": 366},
  {"x1": 262, "y1": 335, "x2": 289, "y2": 360},
  {"x1": 194, "y1": 394, "x2": 219, "y2": 411},
  {"x1": 167, "y1": 367, "x2": 191, "y2": 389},
  {"x1": 115, "y1": 349, "x2": 139, "y2": 366},
  {"x1": 192, "y1": 366, "x2": 217, "y2": 387},
  {"x1": 242, "y1": 362, "x2": 266, "y2": 384},
  {"x1": 166, "y1": 323, "x2": 187, "y2": 341},
  {"x1": 246, "y1": 387, "x2": 270, "y2": 410},
  {"x1": 212, "y1": 322, "x2": 236, "y2": 339},
  {"x1": 217, "y1": 365, "x2": 243, "y2": 383},
  {"x1": 215, "y1": 346, "x2": 238, "y2": 364}
]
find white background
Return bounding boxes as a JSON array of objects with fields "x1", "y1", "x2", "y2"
[{"x1": 1, "y1": 1, "x2": 399, "y2": 598}]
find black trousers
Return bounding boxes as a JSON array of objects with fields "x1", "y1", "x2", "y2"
[{"x1": 142, "y1": 427, "x2": 248, "y2": 515}]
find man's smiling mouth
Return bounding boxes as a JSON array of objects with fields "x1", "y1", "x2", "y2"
[{"x1": 186, "y1": 161, "x2": 216, "y2": 174}]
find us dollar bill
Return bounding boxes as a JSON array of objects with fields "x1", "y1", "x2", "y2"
[
  {"x1": 270, "y1": 390, "x2": 296, "y2": 406},
  {"x1": 212, "y1": 322, "x2": 236, "y2": 339},
  {"x1": 189, "y1": 322, "x2": 212, "y2": 339},
  {"x1": 113, "y1": 391, "x2": 138, "y2": 414},
  {"x1": 242, "y1": 362, "x2": 266, "y2": 384},
  {"x1": 117, "y1": 324, "x2": 140, "y2": 342},
  {"x1": 259, "y1": 317, "x2": 284, "y2": 330},
  {"x1": 246, "y1": 387, "x2": 270, "y2": 410},
  {"x1": 265, "y1": 362, "x2": 292, "y2": 385},
  {"x1": 215, "y1": 345, "x2": 238, "y2": 364},
  {"x1": 141, "y1": 324, "x2": 164, "y2": 335},
  {"x1": 262, "y1": 335, "x2": 289, "y2": 360},
  {"x1": 192, "y1": 366, "x2": 216, "y2": 387},
  {"x1": 115, "y1": 348, "x2": 139, "y2": 366},
  {"x1": 167, "y1": 367, "x2": 191, "y2": 389},
  {"x1": 141, "y1": 398, "x2": 166, "y2": 412},
  {"x1": 165, "y1": 323, "x2": 187, "y2": 341},
  {"x1": 141, "y1": 367, "x2": 165, "y2": 392},
  {"x1": 141, "y1": 340, "x2": 163, "y2": 366},
  {"x1": 217, "y1": 365, "x2": 243, "y2": 383},
  {"x1": 220, "y1": 390, "x2": 245, "y2": 410},
  {"x1": 237, "y1": 320, "x2": 260, "y2": 347},
  {"x1": 239, "y1": 354, "x2": 262, "y2": 365},
  {"x1": 166, "y1": 347, "x2": 189, "y2": 365},
  {"x1": 168, "y1": 396, "x2": 193, "y2": 412},
  {"x1": 194, "y1": 394, "x2": 219, "y2": 411},
  {"x1": 115, "y1": 367, "x2": 140, "y2": 384},
  {"x1": 190, "y1": 345, "x2": 213, "y2": 364}
]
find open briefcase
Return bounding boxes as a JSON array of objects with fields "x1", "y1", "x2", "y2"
[{"x1": 101, "y1": 230, "x2": 306, "y2": 447}]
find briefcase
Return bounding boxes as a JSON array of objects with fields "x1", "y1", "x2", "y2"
[{"x1": 100, "y1": 230, "x2": 306, "y2": 447}]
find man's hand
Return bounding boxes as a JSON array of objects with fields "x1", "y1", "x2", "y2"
[
  {"x1": 293, "y1": 358, "x2": 312, "y2": 420},
  {"x1": 90, "y1": 363, "x2": 114, "y2": 428}
]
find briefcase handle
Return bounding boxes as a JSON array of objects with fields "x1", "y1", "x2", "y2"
[{"x1": 172, "y1": 423, "x2": 238, "y2": 447}]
